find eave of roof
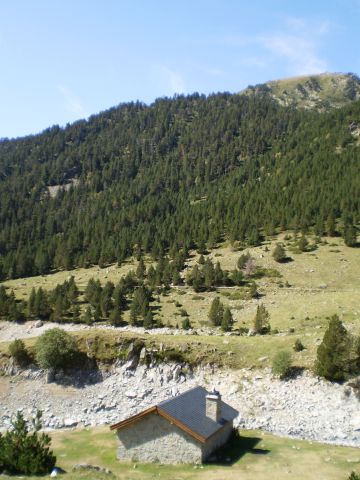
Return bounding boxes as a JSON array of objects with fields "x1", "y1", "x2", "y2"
[{"x1": 110, "y1": 406, "x2": 225, "y2": 443}]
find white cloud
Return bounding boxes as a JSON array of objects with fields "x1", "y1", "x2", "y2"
[
  {"x1": 204, "y1": 67, "x2": 225, "y2": 77},
  {"x1": 160, "y1": 66, "x2": 185, "y2": 94},
  {"x1": 58, "y1": 85, "x2": 88, "y2": 119},
  {"x1": 219, "y1": 17, "x2": 330, "y2": 77},
  {"x1": 260, "y1": 33, "x2": 327, "y2": 75}
]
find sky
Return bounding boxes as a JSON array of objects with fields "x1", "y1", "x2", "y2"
[{"x1": 1, "y1": 0, "x2": 360, "y2": 139}]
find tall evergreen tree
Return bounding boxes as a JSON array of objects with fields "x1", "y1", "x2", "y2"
[
  {"x1": 208, "y1": 297, "x2": 224, "y2": 327},
  {"x1": 316, "y1": 315, "x2": 351, "y2": 381}
]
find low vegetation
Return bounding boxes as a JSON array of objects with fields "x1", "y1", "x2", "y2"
[
  {"x1": 0, "y1": 425, "x2": 358, "y2": 480},
  {"x1": 272, "y1": 350, "x2": 293, "y2": 378},
  {"x1": 35, "y1": 328, "x2": 79, "y2": 370}
]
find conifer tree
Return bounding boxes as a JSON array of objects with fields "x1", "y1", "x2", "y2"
[
  {"x1": 208, "y1": 297, "x2": 224, "y2": 326},
  {"x1": 221, "y1": 307, "x2": 233, "y2": 332},
  {"x1": 316, "y1": 315, "x2": 351, "y2": 381},
  {"x1": 0, "y1": 410, "x2": 56, "y2": 475},
  {"x1": 28, "y1": 288, "x2": 37, "y2": 317},
  {"x1": 143, "y1": 309, "x2": 154, "y2": 329},
  {"x1": 82, "y1": 306, "x2": 93, "y2": 325},
  {"x1": 344, "y1": 223, "x2": 357, "y2": 247},
  {"x1": 109, "y1": 307, "x2": 122, "y2": 326},
  {"x1": 326, "y1": 213, "x2": 336, "y2": 236},
  {"x1": 136, "y1": 258, "x2": 146, "y2": 280},
  {"x1": 253, "y1": 304, "x2": 270, "y2": 334}
]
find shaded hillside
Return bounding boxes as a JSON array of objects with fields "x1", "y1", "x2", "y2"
[
  {"x1": 244, "y1": 72, "x2": 360, "y2": 110},
  {"x1": 0, "y1": 84, "x2": 359, "y2": 279}
]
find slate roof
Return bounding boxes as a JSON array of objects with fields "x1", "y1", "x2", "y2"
[{"x1": 110, "y1": 386, "x2": 239, "y2": 443}]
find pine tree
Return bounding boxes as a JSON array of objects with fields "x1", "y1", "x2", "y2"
[
  {"x1": 34, "y1": 288, "x2": 51, "y2": 319},
  {"x1": 253, "y1": 304, "x2": 270, "y2": 334},
  {"x1": 326, "y1": 213, "x2": 336, "y2": 236},
  {"x1": 298, "y1": 235, "x2": 308, "y2": 252},
  {"x1": 208, "y1": 297, "x2": 224, "y2": 326},
  {"x1": 0, "y1": 410, "x2": 56, "y2": 475},
  {"x1": 344, "y1": 224, "x2": 357, "y2": 247},
  {"x1": 72, "y1": 304, "x2": 81, "y2": 323},
  {"x1": 100, "y1": 281, "x2": 114, "y2": 318},
  {"x1": 109, "y1": 307, "x2": 122, "y2": 326},
  {"x1": 81, "y1": 306, "x2": 93, "y2": 325},
  {"x1": 136, "y1": 258, "x2": 146, "y2": 280},
  {"x1": 221, "y1": 308, "x2": 233, "y2": 332},
  {"x1": 143, "y1": 310, "x2": 154, "y2": 329},
  {"x1": 28, "y1": 288, "x2": 37, "y2": 317},
  {"x1": 316, "y1": 315, "x2": 351, "y2": 381}
]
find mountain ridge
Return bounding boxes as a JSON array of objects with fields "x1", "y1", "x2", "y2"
[{"x1": 242, "y1": 72, "x2": 360, "y2": 110}]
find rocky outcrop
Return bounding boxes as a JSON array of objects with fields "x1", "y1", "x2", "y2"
[{"x1": 0, "y1": 358, "x2": 359, "y2": 448}]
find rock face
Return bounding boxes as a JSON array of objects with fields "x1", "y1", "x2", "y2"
[
  {"x1": 0, "y1": 362, "x2": 359, "y2": 448},
  {"x1": 243, "y1": 72, "x2": 360, "y2": 111}
]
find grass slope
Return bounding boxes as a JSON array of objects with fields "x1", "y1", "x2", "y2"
[
  {"x1": 2, "y1": 233, "x2": 360, "y2": 370},
  {"x1": 3, "y1": 426, "x2": 359, "y2": 480},
  {"x1": 244, "y1": 72, "x2": 360, "y2": 110}
]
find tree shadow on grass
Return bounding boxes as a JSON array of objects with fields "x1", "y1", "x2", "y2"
[{"x1": 206, "y1": 430, "x2": 270, "y2": 466}]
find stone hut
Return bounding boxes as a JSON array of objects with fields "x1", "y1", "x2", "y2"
[{"x1": 110, "y1": 386, "x2": 238, "y2": 464}]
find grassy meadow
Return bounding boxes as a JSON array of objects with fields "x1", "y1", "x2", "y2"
[
  {"x1": 1, "y1": 232, "x2": 360, "y2": 370},
  {"x1": 2, "y1": 426, "x2": 358, "y2": 480}
]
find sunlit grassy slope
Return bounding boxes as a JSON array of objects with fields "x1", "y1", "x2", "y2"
[
  {"x1": 3, "y1": 426, "x2": 359, "y2": 480},
  {"x1": 2, "y1": 233, "x2": 359, "y2": 370},
  {"x1": 3, "y1": 232, "x2": 360, "y2": 334}
]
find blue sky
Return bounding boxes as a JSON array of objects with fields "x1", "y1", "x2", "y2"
[{"x1": 1, "y1": 0, "x2": 360, "y2": 138}]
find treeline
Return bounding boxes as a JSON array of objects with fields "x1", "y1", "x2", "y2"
[
  {"x1": 0, "y1": 92, "x2": 359, "y2": 279},
  {"x1": 0, "y1": 250, "x2": 271, "y2": 329},
  {"x1": 0, "y1": 251, "x2": 189, "y2": 328}
]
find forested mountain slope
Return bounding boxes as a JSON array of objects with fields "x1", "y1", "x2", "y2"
[{"x1": 0, "y1": 75, "x2": 359, "y2": 279}]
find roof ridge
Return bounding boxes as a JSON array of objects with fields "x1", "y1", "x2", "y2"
[{"x1": 157, "y1": 385, "x2": 206, "y2": 406}]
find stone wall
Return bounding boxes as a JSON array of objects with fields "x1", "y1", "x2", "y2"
[
  {"x1": 116, "y1": 412, "x2": 202, "y2": 464},
  {"x1": 201, "y1": 421, "x2": 233, "y2": 461}
]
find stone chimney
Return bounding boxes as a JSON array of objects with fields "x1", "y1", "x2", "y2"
[{"x1": 206, "y1": 389, "x2": 221, "y2": 422}]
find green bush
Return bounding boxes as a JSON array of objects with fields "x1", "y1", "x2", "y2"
[
  {"x1": 294, "y1": 339, "x2": 305, "y2": 352},
  {"x1": 182, "y1": 317, "x2": 191, "y2": 330},
  {"x1": 0, "y1": 410, "x2": 56, "y2": 475},
  {"x1": 272, "y1": 350, "x2": 292, "y2": 378},
  {"x1": 272, "y1": 243, "x2": 287, "y2": 262},
  {"x1": 348, "y1": 472, "x2": 360, "y2": 480},
  {"x1": 8, "y1": 339, "x2": 29, "y2": 366},
  {"x1": 35, "y1": 328, "x2": 78, "y2": 370}
]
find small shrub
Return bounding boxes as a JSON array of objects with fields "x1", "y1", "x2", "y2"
[
  {"x1": 179, "y1": 308, "x2": 189, "y2": 317},
  {"x1": 294, "y1": 339, "x2": 305, "y2": 352},
  {"x1": 182, "y1": 317, "x2": 191, "y2": 330},
  {"x1": 8, "y1": 339, "x2": 29, "y2": 366},
  {"x1": 238, "y1": 327, "x2": 249, "y2": 335},
  {"x1": 272, "y1": 350, "x2": 292, "y2": 378},
  {"x1": 35, "y1": 328, "x2": 78, "y2": 370},
  {"x1": 289, "y1": 327, "x2": 295, "y2": 333},
  {"x1": 272, "y1": 243, "x2": 287, "y2": 263},
  {"x1": 348, "y1": 472, "x2": 360, "y2": 480},
  {"x1": 192, "y1": 295, "x2": 204, "y2": 301}
]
